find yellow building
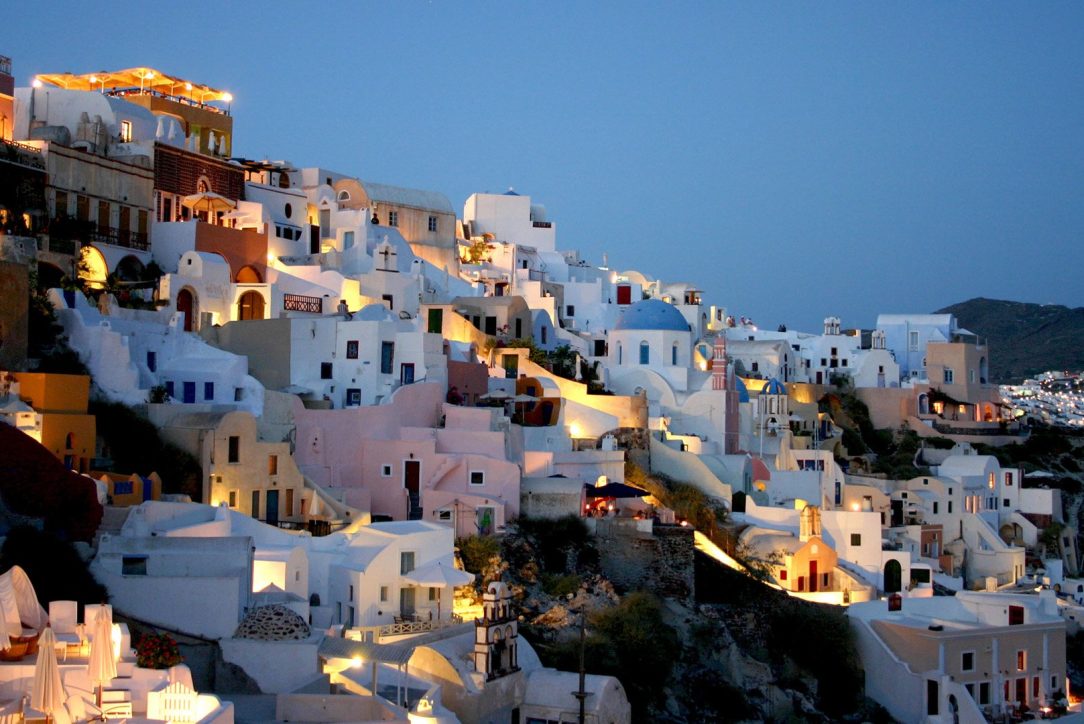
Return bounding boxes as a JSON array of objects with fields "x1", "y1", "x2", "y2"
[
  {"x1": 11, "y1": 372, "x2": 95, "y2": 473},
  {"x1": 93, "y1": 471, "x2": 163, "y2": 506}
]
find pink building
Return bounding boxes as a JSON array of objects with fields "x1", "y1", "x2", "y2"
[{"x1": 292, "y1": 383, "x2": 520, "y2": 537}]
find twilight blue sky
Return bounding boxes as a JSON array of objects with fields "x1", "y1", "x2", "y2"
[{"x1": 8, "y1": 2, "x2": 1084, "y2": 331}]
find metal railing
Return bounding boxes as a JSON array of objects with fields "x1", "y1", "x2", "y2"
[
  {"x1": 283, "y1": 294, "x2": 322, "y2": 314},
  {"x1": 377, "y1": 613, "x2": 464, "y2": 638},
  {"x1": 0, "y1": 138, "x2": 46, "y2": 171},
  {"x1": 104, "y1": 87, "x2": 231, "y2": 116},
  {"x1": 88, "y1": 225, "x2": 149, "y2": 251}
]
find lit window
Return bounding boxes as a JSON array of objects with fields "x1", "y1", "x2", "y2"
[
  {"x1": 1017, "y1": 649, "x2": 1027, "y2": 671},
  {"x1": 120, "y1": 120, "x2": 132, "y2": 143}
]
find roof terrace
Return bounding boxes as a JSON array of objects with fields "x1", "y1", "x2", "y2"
[{"x1": 35, "y1": 67, "x2": 233, "y2": 116}]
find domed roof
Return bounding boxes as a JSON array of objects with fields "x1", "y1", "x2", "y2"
[
  {"x1": 614, "y1": 300, "x2": 690, "y2": 332},
  {"x1": 234, "y1": 604, "x2": 311, "y2": 641},
  {"x1": 762, "y1": 378, "x2": 786, "y2": 395},
  {"x1": 735, "y1": 377, "x2": 750, "y2": 403},
  {"x1": 356, "y1": 303, "x2": 393, "y2": 321}
]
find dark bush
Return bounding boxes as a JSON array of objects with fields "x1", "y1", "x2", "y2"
[{"x1": 0, "y1": 527, "x2": 108, "y2": 610}]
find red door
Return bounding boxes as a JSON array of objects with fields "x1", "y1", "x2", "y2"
[
  {"x1": 809, "y1": 560, "x2": 818, "y2": 592},
  {"x1": 176, "y1": 289, "x2": 194, "y2": 332}
]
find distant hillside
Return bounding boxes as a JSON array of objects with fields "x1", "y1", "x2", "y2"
[{"x1": 936, "y1": 298, "x2": 1084, "y2": 383}]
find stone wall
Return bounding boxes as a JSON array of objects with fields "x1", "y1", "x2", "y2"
[{"x1": 592, "y1": 518, "x2": 694, "y2": 603}]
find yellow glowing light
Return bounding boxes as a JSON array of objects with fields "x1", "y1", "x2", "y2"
[
  {"x1": 351, "y1": 656, "x2": 362, "y2": 669},
  {"x1": 185, "y1": 82, "x2": 193, "y2": 91},
  {"x1": 851, "y1": 502, "x2": 860, "y2": 512},
  {"x1": 89, "y1": 75, "x2": 98, "y2": 83},
  {"x1": 223, "y1": 93, "x2": 233, "y2": 103},
  {"x1": 267, "y1": 254, "x2": 276, "y2": 264},
  {"x1": 569, "y1": 423, "x2": 582, "y2": 438},
  {"x1": 32, "y1": 78, "x2": 43, "y2": 88}
]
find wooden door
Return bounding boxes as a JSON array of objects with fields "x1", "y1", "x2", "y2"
[{"x1": 404, "y1": 460, "x2": 420, "y2": 495}]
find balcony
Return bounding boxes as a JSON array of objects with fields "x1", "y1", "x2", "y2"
[
  {"x1": 88, "y1": 225, "x2": 150, "y2": 251},
  {"x1": 48, "y1": 218, "x2": 149, "y2": 252},
  {"x1": 0, "y1": 138, "x2": 46, "y2": 171},
  {"x1": 104, "y1": 87, "x2": 231, "y2": 116},
  {"x1": 283, "y1": 293, "x2": 322, "y2": 314}
]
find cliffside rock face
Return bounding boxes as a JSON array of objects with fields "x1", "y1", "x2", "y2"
[
  {"x1": 938, "y1": 297, "x2": 1084, "y2": 382},
  {"x1": 594, "y1": 519, "x2": 695, "y2": 602},
  {"x1": 0, "y1": 424, "x2": 102, "y2": 540}
]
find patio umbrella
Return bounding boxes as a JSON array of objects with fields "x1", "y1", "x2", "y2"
[
  {"x1": 87, "y1": 608, "x2": 116, "y2": 710},
  {"x1": 31, "y1": 627, "x2": 64, "y2": 721},
  {"x1": 479, "y1": 390, "x2": 509, "y2": 401},
  {"x1": 401, "y1": 561, "x2": 474, "y2": 621},
  {"x1": 181, "y1": 191, "x2": 236, "y2": 216},
  {"x1": 583, "y1": 482, "x2": 649, "y2": 499}
]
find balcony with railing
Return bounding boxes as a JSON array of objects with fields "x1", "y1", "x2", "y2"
[
  {"x1": 0, "y1": 138, "x2": 46, "y2": 171},
  {"x1": 89, "y1": 225, "x2": 149, "y2": 251},
  {"x1": 47, "y1": 217, "x2": 149, "y2": 252},
  {"x1": 283, "y1": 293, "x2": 323, "y2": 314}
]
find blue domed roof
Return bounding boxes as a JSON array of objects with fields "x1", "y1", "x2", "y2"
[
  {"x1": 613, "y1": 299, "x2": 690, "y2": 332},
  {"x1": 762, "y1": 378, "x2": 786, "y2": 395},
  {"x1": 735, "y1": 377, "x2": 750, "y2": 403}
]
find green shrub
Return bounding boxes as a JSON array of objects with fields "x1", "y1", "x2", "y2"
[
  {"x1": 540, "y1": 573, "x2": 582, "y2": 598},
  {"x1": 457, "y1": 535, "x2": 500, "y2": 576}
]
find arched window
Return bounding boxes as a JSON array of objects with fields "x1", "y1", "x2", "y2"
[
  {"x1": 639, "y1": 341, "x2": 650, "y2": 365},
  {"x1": 278, "y1": 171, "x2": 290, "y2": 189},
  {"x1": 337, "y1": 190, "x2": 351, "y2": 202},
  {"x1": 284, "y1": 203, "x2": 292, "y2": 219},
  {"x1": 671, "y1": 342, "x2": 678, "y2": 365}
]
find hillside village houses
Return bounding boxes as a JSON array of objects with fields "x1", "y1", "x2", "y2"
[{"x1": 0, "y1": 56, "x2": 1077, "y2": 722}]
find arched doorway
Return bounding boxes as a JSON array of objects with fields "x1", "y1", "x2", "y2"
[
  {"x1": 918, "y1": 393, "x2": 929, "y2": 415},
  {"x1": 237, "y1": 290, "x2": 265, "y2": 321},
  {"x1": 236, "y1": 265, "x2": 262, "y2": 283},
  {"x1": 36, "y1": 262, "x2": 65, "y2": 290},
  {"x1": 115, "y1": 255, "x2": 145, "y2": 282},
  {"x1": 78, "y1": 246, "x2": 109, "y2": 289},
  {"x1": 884, "y1": 559, "x2": 902, "y2": 593},
  {"x1": 176, "y1": 288, "x2": 195, "y2": 332}
]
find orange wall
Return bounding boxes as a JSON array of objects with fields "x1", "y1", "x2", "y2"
[
  {"x1": 14, "y1": 372, "x2": 90, "y2": 413},
  {"x1": 40, "y1": 413, "x2": 96, "y2": 473},
  {"x1": 194, "y1": 223, "x2": 268, "y2": 282}
]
